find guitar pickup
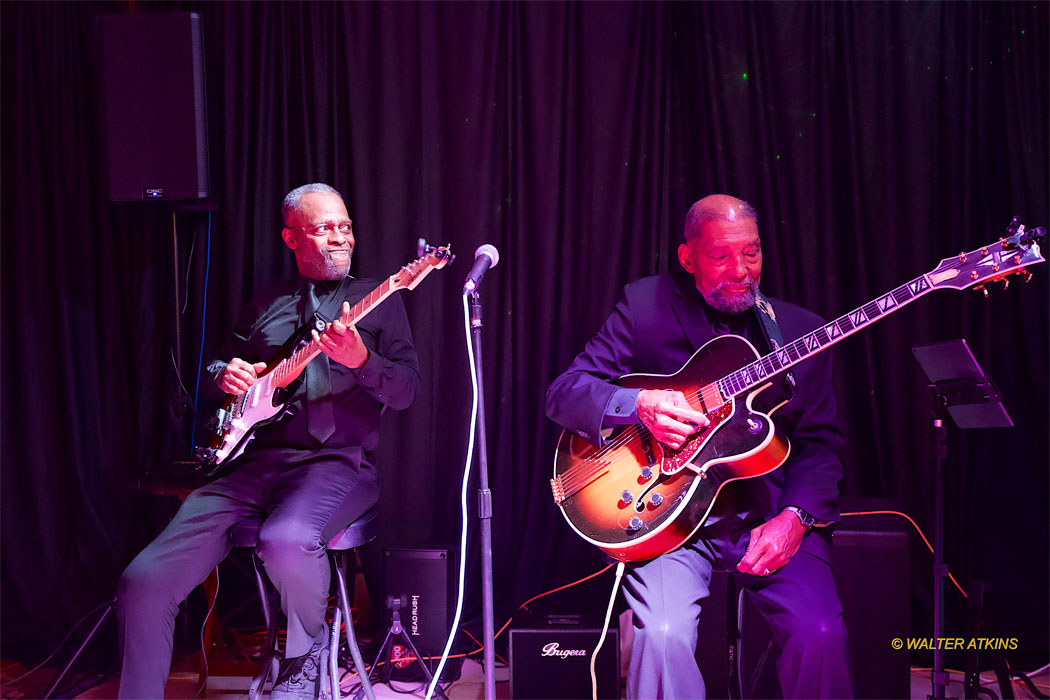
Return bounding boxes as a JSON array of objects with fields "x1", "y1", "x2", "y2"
[{"x1": 638, "y1": 431, "x2": 658, "y2": 467}]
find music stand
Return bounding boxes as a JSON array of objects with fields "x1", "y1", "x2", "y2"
[{"x1": 912, "y1": 340, "x2": 1012, "y2": 700}]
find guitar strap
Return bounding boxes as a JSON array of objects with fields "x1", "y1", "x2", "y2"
[
  {"x1": 753, "y1": 289, "x2": 797, "y2": 395},
  {"x1": 309, "y1": 274, "x2": 355, "y2": 327}
]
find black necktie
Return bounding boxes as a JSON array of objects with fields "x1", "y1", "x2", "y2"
[{"x1": 302, "y1": 282, "x2": 335, "y2": 443}]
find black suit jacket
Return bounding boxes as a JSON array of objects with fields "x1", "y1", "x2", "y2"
[{"x1": 546, "y1": 271, "x2": 844, "y2": 559}]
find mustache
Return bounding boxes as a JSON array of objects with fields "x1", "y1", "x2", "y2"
[{"x1": 713, "y1": 277, "x2": 758, "y2": 291}]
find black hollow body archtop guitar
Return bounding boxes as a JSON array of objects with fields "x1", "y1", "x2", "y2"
[{"x1": 551, "y1": 221, "x2": 1044, "y2": 562}]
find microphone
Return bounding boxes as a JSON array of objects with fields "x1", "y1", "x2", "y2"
[{"x1": 463, "y1": 244, "x2": 500, "y2": 294}]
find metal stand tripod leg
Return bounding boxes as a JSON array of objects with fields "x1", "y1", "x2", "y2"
[{"x1": 357, "y1": 611, "x2": 447, "y2": 700}]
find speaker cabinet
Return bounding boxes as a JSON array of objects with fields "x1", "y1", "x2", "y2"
[
  {"x1": 695, "y1": 523, "x2": 910, "y2": 698},
  {"x1": 833, "y1": 526, "x2": 910, "y2": 699},
  {"x1": 381, "y1": 547, "x2": 460, "y2": 682},
  {"x1": 97, "y1": 12, "x2": 210, "y2": 201},
  {"x1": 510, "y1": 628, "x2": 620, "y2": 699}
]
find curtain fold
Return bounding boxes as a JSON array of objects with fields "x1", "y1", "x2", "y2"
[{"x1": 2, "y1": 0, "x2": 1046, "y2": 665}]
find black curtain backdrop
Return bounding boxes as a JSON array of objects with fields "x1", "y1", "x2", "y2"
[{"x1": 3, "y1": 0, "x2": 1047, "y2": 671}]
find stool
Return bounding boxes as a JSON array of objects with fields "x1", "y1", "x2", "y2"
[{"x1": 230, "y1": 509, "x2": 379, "y2": 700}]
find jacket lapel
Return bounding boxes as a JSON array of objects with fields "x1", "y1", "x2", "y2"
[{"x1": 669, "y1": 273, "x2": 715, "y2": 352}]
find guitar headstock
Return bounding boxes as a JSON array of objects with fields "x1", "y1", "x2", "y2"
[
  {"x1": 928, "y1": 217, "x2": 1045, "y2": 294},
  {"x1": 391, "y1": 244, "x2": 455, "y2": 290}
]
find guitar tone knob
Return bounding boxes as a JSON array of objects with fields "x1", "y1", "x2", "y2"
[
  {"x1": 640, "y1": 467, "x2": 653, "y2": 480},
  {"x1": 628, "y1": 516, "x2": 643, "y2": 531},
  {"x1": 649, "y1": 493, "x2": 664, "y2": 507},
  {"x1": 620, "y1": 490, "x2": 634, "y2": 505}
]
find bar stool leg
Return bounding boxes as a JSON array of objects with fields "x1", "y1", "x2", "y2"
[
  {"x1": 333, "y1": 551, "x2": 377, "y2": 700},
  {"x1": 249, "y1": 555, "x2": 280, "y2": 700},
  {"x1": 329, "y1": 608, "x2": 342, "y2": 700}
]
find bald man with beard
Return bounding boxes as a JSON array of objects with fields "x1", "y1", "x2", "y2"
[
  {"x1": 117, "y1": 184, "x2": 420, "y2": 699},
  {"x1": 547, "y1": 195, "x2": 853, "y2": 699}
]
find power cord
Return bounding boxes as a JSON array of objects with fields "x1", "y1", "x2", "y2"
[
  {"x1": 189, "y1": 566, "x2": 220, "y2": 700},
  {"x1": 2, "y1": 599, "x2": 114, "y2": 687},
  {"x1": 841, "y1": 509, "x2": 967, "y2": 597},
  {"x1": 424, "y1": 293, "x2": 479, "y2": 700},
  {"x1": 590, "y1": 561, "x2": 625, "y2": 700}
]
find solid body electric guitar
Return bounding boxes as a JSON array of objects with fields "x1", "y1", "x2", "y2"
[
  {"x1": 551, "y1": 221, "x2": 1044, "y2": 562},
  {"x1": 195, "y1": 245, "x2": 453, "y2": 476}
]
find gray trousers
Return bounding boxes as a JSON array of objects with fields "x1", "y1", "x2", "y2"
[
  {"x1": 116, "y1": 450, "x2": 377, "y2": 699},
  {"x1": 623, "y1": 522, "x2": 853, "y2": 700}
]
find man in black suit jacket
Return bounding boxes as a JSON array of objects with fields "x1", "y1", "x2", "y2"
[{"x1": 546, "y1": 194, "x2": 853, "y2": 698}]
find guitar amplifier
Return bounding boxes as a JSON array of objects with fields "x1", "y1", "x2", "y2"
[
  {"x1": 510, "y1": 628, "x2": 620, "y2": 699},
  {"x1": 695, "y1": 516, "x2": 910, "y2": 699},
  {"x1": 381, "y1": 547, "x2": 461, "y2": 682}
]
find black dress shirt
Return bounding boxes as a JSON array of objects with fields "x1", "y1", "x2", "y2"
[{"x1": 208, "y1": 275, "x2": 420, "y2": 467}]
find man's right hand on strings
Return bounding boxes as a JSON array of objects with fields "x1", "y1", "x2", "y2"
[
  {"x1": 217, "y1": 358, "x2": 268, "y2": 395},
  {"x1": 636, "y1": 389, "x2": 709, "y2": 449}
]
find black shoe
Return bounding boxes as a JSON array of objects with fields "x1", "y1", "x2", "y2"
[{"x1": 271, "y1": 631, "x2": 328, "y2": 700}]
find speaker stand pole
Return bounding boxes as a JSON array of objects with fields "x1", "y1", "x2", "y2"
[
  {"x1": 170, "y1": 211, "x2": 183, "y2": 380},
  {"x1": 930, "y1": 401, "x2": 951, "y2": 699},
  {"x1": 469, "y1": 291, "x2": 497, "y2": 700}
]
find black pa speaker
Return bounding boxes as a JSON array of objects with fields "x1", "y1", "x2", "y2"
[
  {"x1": 695, "y1": 518, "x2": 910, "y2": 698},
  {"x1": 832, "y1": 523, "x2": 910, "y2": 699},
  {"x1": 510, "y1": 628, "x2": 620, "y2": 699},
  {"x1": 381, "y1": 547, "x2": 460, "y2": 682},
  {"x1": 97, "y1": 12, "x2": 210, "y2": 201}
]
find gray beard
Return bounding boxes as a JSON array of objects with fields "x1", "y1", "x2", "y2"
[
  {"x1": 701, "y1": 279, "x2": 759, "y2": 315},
  {"x1": 311, "y1": 250, "x2": 351, "y2": 280}
]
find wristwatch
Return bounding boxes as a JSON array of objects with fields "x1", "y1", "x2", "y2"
[{"x1": 782, "y1": 505, "x2": 816, "y2": 530}]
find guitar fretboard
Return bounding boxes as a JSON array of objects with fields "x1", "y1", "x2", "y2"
[
  {"x1": 269, "y1": 275, "x2": 399, "y2": 387},
  {"x1": 715, "y1": 273, "x2": 934, "y2": 400}
]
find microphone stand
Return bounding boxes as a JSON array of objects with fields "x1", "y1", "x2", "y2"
[{"x1": 468, "y1": 290, "x2": 497, "y2": 700}]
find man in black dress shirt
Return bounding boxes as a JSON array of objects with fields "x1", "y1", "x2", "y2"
[{"x1": 117, "y1": 184, "x2": 420, "y2": 699}]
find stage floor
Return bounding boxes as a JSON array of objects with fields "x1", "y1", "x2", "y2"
[{"x1": 65, "y1": 660, "x2": 1048, "y2": 699}]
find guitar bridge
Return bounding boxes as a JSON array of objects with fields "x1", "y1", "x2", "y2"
[{"x1": 550, "y1": 477, "x2": 566, "y2": 505}]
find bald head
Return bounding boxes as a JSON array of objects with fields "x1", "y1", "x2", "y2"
[{"x1": 683, "y1": 194, "x2": 758, "y2": 241}]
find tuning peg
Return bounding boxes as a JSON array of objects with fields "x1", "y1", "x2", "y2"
[
  {"x1": 974, "y1": 284, "x2": 989, "y2": 298},
  {"x1": 999, "y1": 277, "x2": 1010, "y2": 291},
  {"x1": 1024, "y1": 269, "x2": 1033, "y2": 283}
]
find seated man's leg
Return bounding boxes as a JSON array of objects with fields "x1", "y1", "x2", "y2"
[
  {"x1": 116, "y1": 476, "x2": 260, "y2": 699},
  {"x1": 622, "y1": 542, "x2": 715, "y2": 699},
  {"x1": 256, "y1": 458, "x2": 378, "y2": 659},
  {"x1": 744, "y1": 550, "x2": 853, "y2": 699}
]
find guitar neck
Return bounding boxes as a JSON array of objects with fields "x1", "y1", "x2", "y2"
[
  {"x1": 717, "y1": 272, "x2": 935, "y2": 398},
  {"x1": 270, "y1": 275, "x2": 400, "y2": 388}
]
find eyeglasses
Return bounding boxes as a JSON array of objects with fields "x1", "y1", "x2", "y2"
[{"x1": 299, "y1": 221, "x2": 353, "y2": 237}]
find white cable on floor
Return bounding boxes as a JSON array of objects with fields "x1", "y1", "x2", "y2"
[
  {"x1": 424, "y1": 292, "x2": 479, "y2": 700},
  {"x1": 591, "y1": 561, "x2": 626, "y2": 700}
]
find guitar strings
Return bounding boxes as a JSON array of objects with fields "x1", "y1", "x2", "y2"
[
  {"x1": 567, "y1": 386, "x2": 719, "y2": 471},
  {"x1": 556, "y1": 387, "x2": 727, "y2": 498},
  {"x1": 556, "y1": 252, "x2": 997, "y2": 497}
]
